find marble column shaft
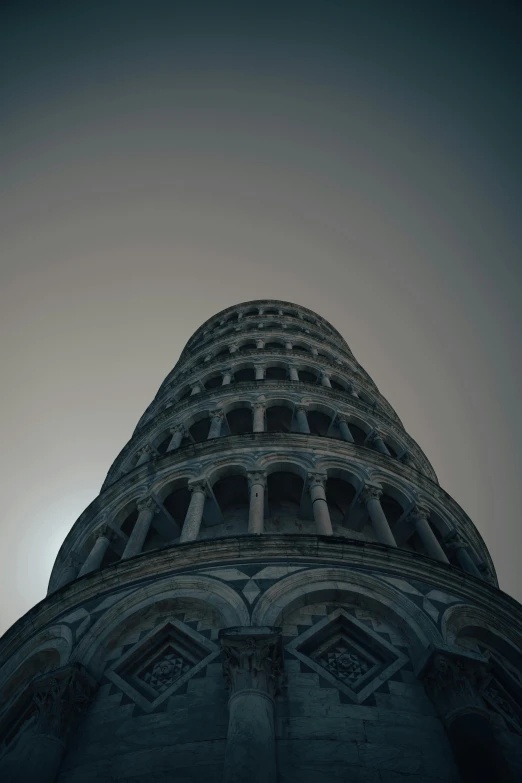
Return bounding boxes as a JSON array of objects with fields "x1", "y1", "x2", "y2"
[
  {"x1": 180, "y1": 483, "x2": 207, "y2": 542},
  {"x1": 122, "y1": 498, "x2": 159, "y2": 559},
  {"x1": 309, "y1": 474, "x2": 333, "y2": 535},
  {"x1": 361, "y1": 487, "x2": 397, "y2": 547},
  {"x1": 248, "y1": 472, "x2": 266, "y2": 534},
  {"x1": 337, "y1": 416, "x2": 354, "y2": 443},
  {"x1": 78, "y1": 527, "x2": 112, "y2": 576},
  {"x1": 295, "y1": 406, "x2": 310, "y2": 434},
  {"x1": 208, "y1": 413, "x2": 223, "y2": 440},
  {"x1": 166, "y1": 426, "x2": 185, "y2": 452},
  {"x1": 252, "y1": 404, "x2": 265, "y2": 433}
]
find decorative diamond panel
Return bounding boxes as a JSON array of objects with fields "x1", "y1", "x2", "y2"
[
  {"x1": 106, "y1": 619, "x2": 219, "y2": 712},
  {"x1": 286, "y1": 608, "x2": 408, "y2": 703}
]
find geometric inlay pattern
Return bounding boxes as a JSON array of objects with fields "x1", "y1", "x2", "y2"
[
  {"x1": 106, "y1": 619, "x2": 220, "y2": 712},
  {"x1": 287, "y1": 608, "x2": 408, "y2": 704}
]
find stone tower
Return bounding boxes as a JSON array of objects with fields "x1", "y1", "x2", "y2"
[{"x1": 1, "y1": 299, "x2": 521, "y2": 783}]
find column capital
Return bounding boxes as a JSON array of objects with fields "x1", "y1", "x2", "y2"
[
  {"x1": 420, "y1": 648, "x2": 490, "y2": 726},
  {"x1": 248, "y1": 471, "x2": 267, "y2": 489},
  {"x1": 295, "y1": 403, "x2": 308, "y2": 413},
  {"x1": 97, "y1": 523, "x2": 116, "y2": 541},
  {"x1": 203, "y1": 353, "x2": 213, "y2": 362},
  {"x1": 257, "y1": 322, "x2": 264, "y2": 329},
  {"x1": 406, "y1": 503, "x2": 431, "y2": 523},
  {"x1": 308, "y1": 471, "x2": 327, "y2": 490},
  {"x1": 222, "y1": 367, "x2": 234, "y2": 376},
  {"x1": 169, "y1": 423, "x2": 186, "y2": 435},
  {"x1": 478, "y1": 562, "x2": 496, "y2": 584},
  {"x1": 188, "y1": 479, "x2": 209, "y2": 497},
  {"x1": 137, "y1": 496, "x2": 160, "y2": 514},
  {"x1": 444, "y1": 529, "x2": 468, "y2": 551},
  {"x1": 320, "y1": 371, "x2": 330, "y2": 379},
  {"x1": 138, "y1": 444, "x2": 152, "y2": 455},
  {"x1": 229, "y1": 344, "x2": 239, "y2": 353},
  {"x1": 219, "y1": 627, "x2": 284, "y2": 700},
  {"x1": 336, "y1": 413, "x2": 348, "y2": 424},
  {"x1": 30, "y1": 664, "x2": 97, "y2": 742},
  {"x1": 251, "y1": 401, "x2": 265, "y2": 411},
  {"x1": 210, "y1": 410, "x2": 225, "y2": 421},
  {"x1": 359, "y1": 484, "x2": 382, "y2": 504}
]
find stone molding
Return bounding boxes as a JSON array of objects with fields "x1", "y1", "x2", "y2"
[{"x1": 6, "y1": 537, "x2": 515, "y2": 680}]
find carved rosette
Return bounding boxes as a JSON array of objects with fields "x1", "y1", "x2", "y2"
[
  {"x1": 219, "y1": 627, "x2": 285, "y2": 700},
  {"x1": 421, "y1": 651, "x2": 490, "y2": 726}
]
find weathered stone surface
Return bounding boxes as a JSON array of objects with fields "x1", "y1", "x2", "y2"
[{"x1": 1, "y1": 300, "x2": 520, "y2": 782}]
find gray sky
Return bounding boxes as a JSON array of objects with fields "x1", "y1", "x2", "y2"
[{"x1": 1, "y1": 1, "x2": 521, "y2": 637}]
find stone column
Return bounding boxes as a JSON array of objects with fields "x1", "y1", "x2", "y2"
[
  {"x1": 222, "y1": 368, "x2": 233, "y2": 385},
  {"x1": 406, "y1": 505, "x2": 450, "y2": 564},
  {"x1": 256, "y1": 338, "x2": 264, "y2": 349},
  {"x1": 208, "y1": 412, "x2": 224, "y2": 440},
  {"x1": 320, "y1": 372, "x2": 331, "y2": 388},
  {"x1": 190, "y1": 382, "x2": 202, "y2": 395},
  {"x1": 445, "y1": 530, "x2": 482, "y2": 577},
  {"x1": 220, "y1": 627, "x2": 284, "y2": 783},
  {"x1": 367, "y1": 430, "x2": 391, "y2": 456},
  {"x1": 421, "y1": 650, "x2": 516, "y2": 783},
  {"x1": 166, "y1": 424, "x2": 185, "y2": 452},
  {"x1": 308, "y1": 473, "x2": 333, "y2": 535},
  {"x1": 337, "y1": 415, "x2": 354, "y2": 443},
  {"x1": 346, "y1": 382, "x2": 359, "y2": 398},
  {"x1": 284, "y1": 340, "x2": 293, "y2": 351},
  {"x1": 135, "y1": 445, "x2": 153, "y2": 467},
  {"x1": 248, "y1": 472, "x2": 266, "y2": 534},
  {"x1": 295, "y1": 405, "x2": 310, "y2": 434},
  {"x1": 55, "y1": 555, "x2": 79, "y2": 589},
  {"x1": 255, "y1": 365, "x2": 265, "y2": 381},
  {"x1": 1, "y1": 665, "x2": 96, "y2": 783},
  {"x1": 252, "y1": 402, "x2": 265, "y2": 433},
  {"x1": 122, "y1": 497, "x2": 159, "y2": 559},
  {"x1": 359, "y1": 486, "x2": 397, "y2": 547},
  {"x1": 180, "y1": 481, "x2": 207, "y2": 542},
  {"x1": 78, "y1": 525, "x2": 114, "y2": 577},
  {"x1": 288, "y1": 366, "x2": 299, "y2": 382},
  {"x1": 400, "y1": 450, "x2": 416, "y2": 468}
]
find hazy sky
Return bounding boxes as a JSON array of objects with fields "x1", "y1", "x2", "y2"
[{"x1": 1, "y1": 1, "x2": 521, "y2": 637}]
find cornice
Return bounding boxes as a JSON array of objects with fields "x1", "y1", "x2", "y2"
[{"x1": 1, "y1": 536, "x2": 517, "y2": 677}]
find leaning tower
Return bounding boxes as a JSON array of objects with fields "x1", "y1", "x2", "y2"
[{"x1": 1, "y1": 299, "x2": 521, "y2": 783}]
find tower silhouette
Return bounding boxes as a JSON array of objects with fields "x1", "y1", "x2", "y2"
[{"x1": 1, "y1": 300, "x2": 520, "y2": 783}]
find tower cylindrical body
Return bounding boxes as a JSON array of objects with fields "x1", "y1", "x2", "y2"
[{"x1": 0, "y1": 299, "x2": 520, "y2": 783}]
